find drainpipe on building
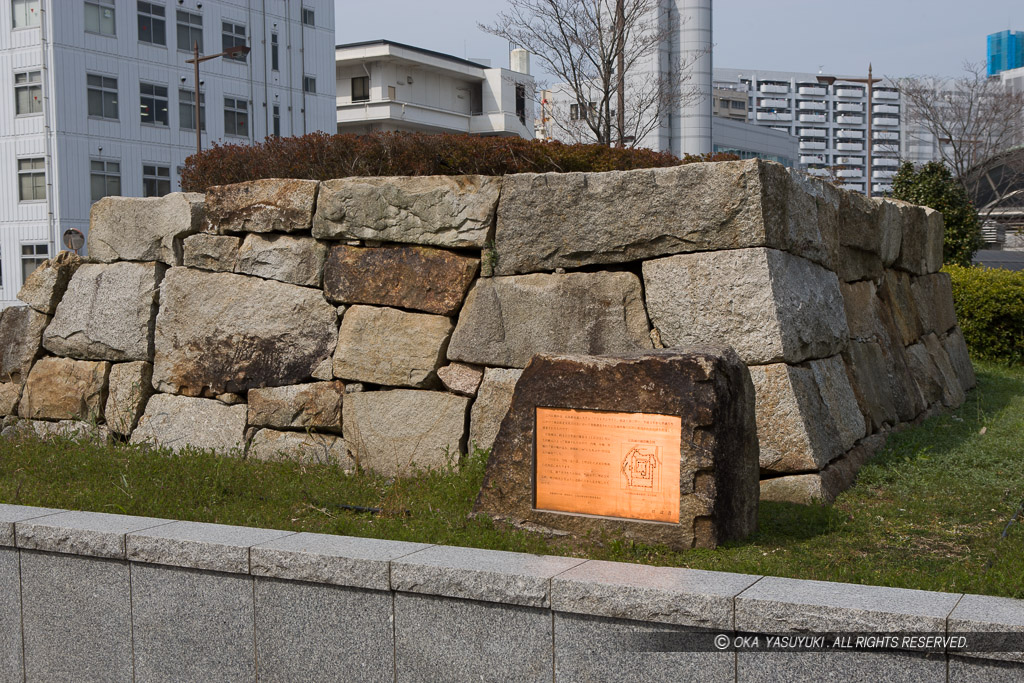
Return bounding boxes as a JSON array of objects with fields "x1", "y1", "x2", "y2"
[{"x1": 40, "y1": 1, "x2": 57, "y2": 259}]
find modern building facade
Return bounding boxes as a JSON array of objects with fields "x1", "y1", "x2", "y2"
[
  {"x1": 335, "y1": 40, "x2": 534, "y2": 140},
  {"x1": 0, "y1": 0, "x2": 335, "y2": 308},
  {"x1": 987, "y1": 29, "x2": 1024, "y2": 77}
]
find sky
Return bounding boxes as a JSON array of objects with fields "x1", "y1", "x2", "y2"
[{"x1": 335, "y1": 0, "x2": 1023, "y2": 81}]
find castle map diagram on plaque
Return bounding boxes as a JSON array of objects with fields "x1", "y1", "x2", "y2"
[{"x1": 534, "y1": 407, "x2": 681, "y2": 523}]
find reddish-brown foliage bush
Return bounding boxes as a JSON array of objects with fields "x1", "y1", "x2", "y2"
[{"x1": 180, "y1": 132, "x2": 737, "y2": 191}]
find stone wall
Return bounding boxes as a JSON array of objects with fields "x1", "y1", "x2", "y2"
[
  {"x1": 0, "y1": 160, "x2": 974, "y2": 503},
  {"x1": 1, "y1": 504, "x2": 1020, "y2": 681}
]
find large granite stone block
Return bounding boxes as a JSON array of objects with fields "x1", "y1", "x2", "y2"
[
  {"x1": 343, "y1": 390, "x2": 469, "y2": 476},
  {"x1": 874, "y1": 197, "x2": 904, "y2": 266},
  {"x1": 0, "y1": 548, "x2": 21, "y2": 683},
  {"x1": 247, "y1": 381, "x2": 344, "y2": 431},
  {"x1": 255, "y1": 578, "x2": 394, "y2": 683},
  {"x1": 18, "y1": 357, "x2": 110, "y2": 422},
  {"x1": 324, "y1": 243, "x2": 479, "y2": 315},
  {"x1": 20, "y1": 551, "x2": 133, "y2": 682},
  {"x1": 394, "y1": 592, "x2": 552, "y2": 683},
  {"x1": 333, "y1": 305, "x2": 453, "y2": 388},
  {"x1": 205, "y1": 178, "x2": 318, "y2": 233},
  {"x1": 234, "y1": 233, "x2": 327, "y2": 287},
  {"x1": 943, "y1": 327, "x2": 977, "y2": 392},
  {"x1": 950, "y1": 656, "x2": 1024, "y2": 682},
  {"x1": 474, "y1": 350, "x2": 759, "y2": 549},
  {"x1": 948, "y1": 593, "x2": 1024, "y2": 665},
  {"x1": 0, "y1": 305, "x2": 49, "y2": 384},
  {"x1": 152, "y1": 268, "x2": 337, "y2": 396},
  {"x1": 493, "y1": 159, "x2": 838, "y2": 275},
  {"x1": 104, "y1": 361, "x2": 154, "y2": 436},
  {"x1": 447, "y1": 271, "x2": 652, "y2": 368},
  {"x1": 88, "y1": 192, "x2": 205, "y2": 265},
  {"x1": 182, "y1": 233, "x2": 241, "y2": 271},
  {"x1": 468, "y1": 367, "x2": 522, "y2": 452},
  {"x1": 643, "y1": 248, "x2": 848, "y2": 365},
  {"x1": 437, "y1": 362, "x2": 484, "y2": 397},
  {"x1": 15, "y1": 510, "x2": 171, "y2": 559},
  {"x1": 0, "y1": 383, "x2": 20, "y2": 417},
  {"x1": 313, "y1": 175, "x2": 501, "y2": 248},
  {"x1": 759, "y1": 433, "x2": 886, "y2": 504},
  {"x1": 835, "y1": 190, "x2": 883, "y2": 282},
  {"x1": 911, "y1": 272, "x2": 957, "y2": 336},
  {"x1": 737, "y1": 651, "x2": 946, "y2": 683},
  {"x1": 130, "y1": 563, "x2": 256, "y2": 682},
  {"x1": 906, "y1": 335, "x2": 965, "y2": 409},
  {"x1": 0, "y1": 503, "x2": 63, "y2": 546},
  {"x1": 893, "y1": 202, "x2": 943, "y2": 275},
  {"x1": 130, "y1": 394, "x2": 248, "y2": 453},
  {"x1": 42, "y1": 261, "x2": 165, "y2": 362},
  {"x1": 879, "y1": 269, "x2": 924, "y2": 347},
  {"x1": 843, "y1": 337, "x2": 926, "y2": 432},
  {"x1": 247, "y1": 429, "x2": 349, "y2": 466},
  {"x1": 17, "y1": 250, "x2": 82, "y2": 315}
]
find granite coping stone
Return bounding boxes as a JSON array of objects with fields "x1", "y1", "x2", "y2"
[
  {"x1": 735, "y1": 576, "x2": 963, "y2": 634},
  {"x1": 15, "y1": 510, "x2": 174, "y2": 559},
  {"x1": 0, "y1": 504, "x2": 64, "y2": 546},
  {"x1": 949, "y1": 593, "x2": 1024, "y2": 664},
  {"x1": 126, "y1": 520, "x2": 295, "y2": 574},
  {"x1": 251, "y1": 532, "x2": 431, "y2": 591},
  {"x1": 391, "y1": 544, "x2": 587, "y2": 608},
  {"x1": 551, "y1": 560, "x2": 762, "y2": 630}
]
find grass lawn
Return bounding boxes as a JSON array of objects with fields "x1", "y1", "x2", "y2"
[{"x1": 1, "y1": 360, "x2": 1021, "y2": 599}]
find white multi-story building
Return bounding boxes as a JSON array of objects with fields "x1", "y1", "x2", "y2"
[
  {"x1": 0, "y1": 0, "x2": 335, "y2": 308},
  {"x1": 335, "y1": 40, "x2": 534, "y2": 140}
]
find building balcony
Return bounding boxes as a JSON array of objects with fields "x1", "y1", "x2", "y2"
[
  {"x1": 798, "y1": 113, "x2": 826, "y2": 123},
  {"x1": 873, "y1": 157, "x2": 900, "y2": 167},
  {"x1": 759, "y1": 98, "x2": 789, "y2": 107},
  {"x1": 873, "y1": 104, "x2": 900, "y2": 115},
  {"x1": 759, "y1": 84, "x2": 789, "y2": 94},
  {"x1": 873, "y1": 116, "x2": 900, "y2": 127},
  {"x1": 756, "y1": 112, "x2": 792, "y2": 121},
  {"x1": 836, "y1": 102, "x2": 863, "y2": 112},
  {"x1": 836, "y1": 142, "x2": 863, "y2": 151},
  {"x1": 873, "y1": 183, "x2": 893, "y2": 194},
  {"x1": 800, "y1": 155, "x2": 825, "y2": 164},
  {"x1": 798, "y1": 128, "x2": 827, "y2": 137},
  {"x1": 806, "y1": 167, "x2": 830, "y2": 177},
  {"x1": 836, "y1": 88, "x2": 865, "y2": 98},
  {"x1": 836, "y1": 115, "x2": 863, "y2": 125},
  {"x1": 337, "y1": 99, "x2": 528, "y2": 137},
  {"x1": 798, "y1": 86, "x2": 826, "y2": 96},
  {"x1": 836, "y1": 156, "x2": 863, "y2": 165},
  {"x1": 873, "y1": 131, "x2": 899, "y2": 140},
  {"x1": 875, "y1": 89, "x2": 899, "y2": 100},
  {"x1": 837, "y1": 168, "x2": 863, "y2": 178},
  {"x1": 799, "y1": 140, "x2": 827, "y2": 150},
  {"x1": 798, "y1": 101, "x2": 826, "y2": 110},
  {"x1": 836, "y1": 129, "x2": 864, "y2": 139},
  {"x1": 872, "y1": 169, "x2": 896, "y2": 179},
  {"x1": 872, "y1": 144, "x2": 898, "y2": 154}
]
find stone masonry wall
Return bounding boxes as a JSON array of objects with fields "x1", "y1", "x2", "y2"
[{"x1": 0, "y1": 160, "x2": 975, "y2": 504}]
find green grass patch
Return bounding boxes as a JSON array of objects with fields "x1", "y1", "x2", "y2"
[{"x1": 1, "y1": 361, "x2": 1022, "y2": 598}]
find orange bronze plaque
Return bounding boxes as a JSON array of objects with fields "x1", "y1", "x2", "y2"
[{"x1": 534, "y1": 407, "x2": 681, "y2": 523}]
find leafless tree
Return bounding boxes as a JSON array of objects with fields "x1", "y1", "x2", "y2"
[{"x1": 480, "y1": 0, "x2": 706, "y2": 148}]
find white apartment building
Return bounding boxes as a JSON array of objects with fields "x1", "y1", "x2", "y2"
[
  {"x1": 0, "y1": 0, "x2": 335, "y2": 308},
  {"x1": 335, "y1": 40, "x2": 534, "y2": 140}
]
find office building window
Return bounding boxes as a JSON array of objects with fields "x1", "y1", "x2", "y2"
[
  {"x1": 21, "y1": 244, "x2": 48, "y2": 284},
  {"x1": 515, "y1": 83, "x2": 526, "y2": 124},
  {"x1": 87, "y1": 74, "x2": 118, "y2": 119},
  {"x1": 140, "y1": 82, "x2": 168, "y2": 126},
  {"x1": 15, "y1": 71, "x2": 42, "y2": 116},
  {"x1": 176, "y1": 10, "x2": 202, "y2": 52},
  {"x1": 569, "y1": 102, "x2": 596, "y2": 121},
  {"x1": 143, "y1": 165, "x2": 170, "y2": 197},
  {"x1": 137, "y1": 1, "x2": 165, "y2": 45},
  {"x1": 179, "y1": 88, "x2": 205, "y2": 131},
  {"x1": 85, "y1": 0, "x2": 115, "y2": 36},
  {"x1": 12, "y1": 0, "x2": 40, "y2": 28},
  {"x1": 303, "y1": 76, "x2": 315, "y2": 94},
  {"x1": 90, "y1": 160, "x2": 120, "y2": 201},
  {"x1": 352, "y1": 76, "x2": 369, "y2": 102},
  {"x1": 271, "y1": 32, "x2": 279, "y2": 71},
  {"x1": 301, "y1": 8, "x2": 314, "y2": 26},
  {"x1": 221, "y1": 21, "x2": 246, "y2": 60},
  {"x1": 224, "y1": 97, "x2": 248, "y2": 137},
  {"x1": 272, "y1": 104, "x2": 280, "y2": 137},
  {"x1": 17, "y1": 158, "x2": 45, "y2": 202}
]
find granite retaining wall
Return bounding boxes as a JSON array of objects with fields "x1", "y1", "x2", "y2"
[
  {"x1": 0, "y1": 504, "x2": 1020, "y2": 682},
  {"x1": 0, "y1": 159, "x2": 975, "y2": 504}
]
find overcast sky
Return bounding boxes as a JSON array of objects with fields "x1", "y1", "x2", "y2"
[{"x1": 335, "y1": 0, "x2": 1022, "y2": 80}]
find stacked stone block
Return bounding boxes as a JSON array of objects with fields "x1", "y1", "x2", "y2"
[{"x1": 0, "y1": 160, "x2": 975, "y2": 502}]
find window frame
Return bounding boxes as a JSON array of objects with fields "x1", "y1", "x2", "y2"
[
  {"x1": 142, "y1": 164, "x2": 171, "y2": 197},
  {"x1": 178, "y1": 88, "x2": 206, "y2": 131},
  {"x1": 14, "y1": 70, "x2": 43, "y2": 117},
  {"x1": 137, "y1": 1, "x2": 166, "y2": 46},
  {"x1": 17, "y1": 157, "x2": 46, "y2": 203},
  {"x1": 221, "y1": 20, "x2": 247, "y2": 61},
  {"x1": 272, "y1": 104, "x2": 280, "y2": 137},
  {"x1": 84, "y1": 0, "x2": 116, "y2": 37},
  {"x1": 139, "y1": 81, "x2": 169, "y2": 126},
  {"x1": 303, "y1": 76, "x2": 316, "y2": 94},
  {"x1": 351, "y1": 76, "x2": 369, "y2": 102},
  {"x1": 90, "y1": 159, "x2": 121, "y2": 202},
  {"x1": 176, "y1": 9, "x2": 203, "y2": 52},
  {"x1": 21, "y1": 243, "x2": 48, "y2": 285},
  {"x1": 12, "y1": 0, "x2": 40, "y2": 29},
  {"x1": 87, "y1": 73, "x2": 119, "y2": 120},
  {"x1": 270, "y1": 32, "x2": 279, "y2": 71},
  {"x1": 301, "y1": 7, "x2": 314, "y2": 26},
  {"x1": 223, "y1": 96, "x2": 248, "y2": 137}
]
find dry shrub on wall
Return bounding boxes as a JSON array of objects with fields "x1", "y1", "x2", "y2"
[{"x1": 180, "y1": 132, "x2": 737, "y2": 191}]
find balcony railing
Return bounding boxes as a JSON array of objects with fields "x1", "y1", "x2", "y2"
[
  {"x1": 799, "y1": 140, "x2": 827, "y2": 150},
  {"x1": 875, "y1": 90, "x2": 899, "y2": 100},
  {"x1": 836, "y1": 156, "x2": 863, "y2": 166},
  {"x1": 836, "y1": 142, "x2": 864, "y2": 151},
  {"x1": 873, "y1": 116, "x2": 900, "y2": 127},
  {"x1": 873, "y1": 104, "x2": 899, "y2": 115},
  {"x1": 836, "y1": 103, "x2": 863, "y2": 112},
  {"x1": 836, "y1": 129, "x2": 864, "y2": 139},
  {"x1": 759, "y1": 98, "x2": 789, "y2": 107},
  {"x1": 798, "y1": 113, "x2": 826, "y2": 123},
  {"x1": 798, "y1": 86, "x2": 826, "y2": 96},
  {"x1": 798, "y1": 128, "x2": 827, "y2": 137},
  {"x1": 873, "y1": 131, "x2": 899, "y2": 140},
  {"x1": 800, "y1": 155, "x2": 825, "y2": 164},
  {"x1": 873, "y1": 157, "x2": 900, "y2": 167},
  {"x1": 798, "y1": 101, "x2": 826, "y2": 110},
  {"x1": 872, "y1": 170, "x2": 896, "y2": 179},
  {"x1": 836, "y1": 115, "x2": 863, "y2": 125},
  {"x1": 756, "y1": 112, "x2": 792, "y2": 121},
  {"x1": 759, "y1": 84, "x2": 789, "y2": 94}
]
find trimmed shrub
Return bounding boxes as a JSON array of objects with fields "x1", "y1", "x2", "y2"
[
  {"x1": 946, "y1": 264, "x2": 1024, "y2": 365},
  {"x1": 180, "y1": 131, "x2": 737, "y2": 192}
]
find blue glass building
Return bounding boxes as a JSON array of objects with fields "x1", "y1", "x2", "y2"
[{"x1": 987, "y1": 30, "x2": 1024, "y2": 76}]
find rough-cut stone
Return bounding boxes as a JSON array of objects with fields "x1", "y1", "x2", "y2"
[
  {"x1": 893, "y1": 201, "x2": 939, "y2": 275},
  {"x1": 247, "y1": 429, "x2": 349, "y2": 466},
  {"x1": 0, "y1": 383, "x2": 21, "y2": 416},
  {"x1": 474, "y1": 350, "x2": 759, "y2": 550},
  {"x1": 843, "y1": 337, "x2": 927, "y2": 431},
  {"x1": 835, "y1": 191, "x2": 883, "y2": 282},
  {"x1": 323, "y1": 244, "x2": 479, "y2": 315},
  {"x1": 247, "y1": 381, "x2": 344, "y2": 432},
  {"x1": 0, "y1": 306, "x2": 49, "y2": 384},
  {"x1": 332, "y1": 305, "x2": 453, "y2": 388},
  {"x1": 748, "y1": 356, "x2": 865, "y2": 474},
  {"x1": 878, "y1": 269, "x2": 923, "y2": 347},
  {"x1": 911, "y1": 273, "x2": 957, "y2": 336},
  {"x1": 234, "y1": 233, "x2": 327, "y2": 287},
  {"x1": 643, "y1": 248, "x2": 848, "y2": 366},
  {"x1": 760, "y1": 433, "x2": 886, "y2": 504},
  {"x1": 874, "y1": 198, "x2": 903, "y2": 266},
  {"x1": 152, "y1": 268, "x2": 337, "y2": 396},
  {"x1": 923, "y1": 208, "x2": 945, "y2": 274},
  {"x1": 310, "y1": 357, "x2": 334, "y2": 381},
  {"x1": 343, "y1": 390, "x2": 469, "y2": 476},
  {"x1": 104, "y1": 362, "x2": 154, "y2": 436},
  {"x1": 205, "y1": 178, "x2": 318, "y2": 234},
  {"x1": 313, "y1": 175, "x2": 501, "y2": 248},
  {"x1": 19, "y1": 357, "x2": 110, "y2": 422},
  {"x1": 840, "y1": 280, "x2": 883, "y2": 342},
  {"x1": 906, "y1": 340, "x2": 949, "y2": 408},
  {"x1": 17, "y1": 250, "x2": 82, "y2": 314},
  {"x1": 130, "y1": 394, "x2": 247, "y2": 453},
  {"x1": 448, "y1": 272, "x2": 651, "y2": 368},
  {"x1": 87, "y1": 193, "x2": 205, "y2": 265},
  {"x1": 215, "y1": 393, "x2": 244, "y2": 405},
  {"x1": 28, "y1": 420, "x2": 111, "y2": 444},
  {"x1": 182, "y1": 234, "x2": 241, "y2": 272},
  {"x1": 42, "y1": 262, "x2": 165, "y2": 362},
  {"x1": 468, "y1": 368, "x2": 522, "y2": 452},
  {"x1": 493, "y1": 160, "x2": 839, "y2": 275},
  {"x1": 922, "y1": 333, "x2": 966, "y2": 408},
  {"x1": 942, "y1": 328, "x2": 977, "y2": 393},
  {"x1": 437, "y1": 363, "x2": 483, "y2": 397}
]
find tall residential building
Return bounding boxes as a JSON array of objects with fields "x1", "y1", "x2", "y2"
[
  {"x1": 987, "y1": 30, "x2": 1024, "y2": 77},
  {"x1": 0, "y1": 0, "x2": 335, "y2": 308},
  {"x1": 334, "y1": 40, "x2": 534, "y2": 139}
]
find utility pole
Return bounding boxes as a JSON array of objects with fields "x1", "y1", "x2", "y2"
[
  {"x1": 186, "y1": 42, "x2": 252, "y2": 156},
  {"x1": 615, "y1": 0, "x2": 625, "y2": 147}
]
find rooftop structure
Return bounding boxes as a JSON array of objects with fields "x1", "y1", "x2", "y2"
[{"x1": 987, "y1": 30, "x2": 1024, "y2": 77}]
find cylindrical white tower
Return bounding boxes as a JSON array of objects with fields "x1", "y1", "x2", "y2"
[{"x1": 674, "y1": 0, "x2": 712, "y2": 156}]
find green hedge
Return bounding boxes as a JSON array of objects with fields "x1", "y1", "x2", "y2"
[
  {"x1": 180, "y1": 131, "x2": 736, "y2": 192},
  {"x1": 946, "y1": 264, "x2": 1024, "y2": 364}
]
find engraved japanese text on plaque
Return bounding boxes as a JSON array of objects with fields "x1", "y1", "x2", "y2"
[{"x1": 534, "y1": 407, "x2": 681, "y2": 523}]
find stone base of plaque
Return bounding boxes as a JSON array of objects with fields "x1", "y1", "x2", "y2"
[{"x1": 473, "y1": 349, "x2": 760, "y2": 550}]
